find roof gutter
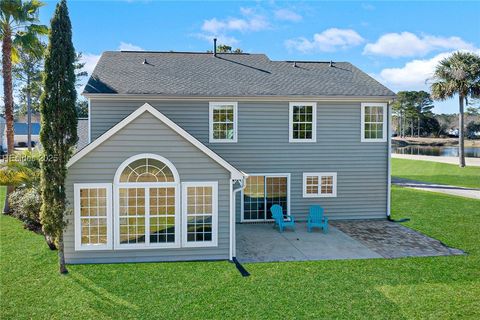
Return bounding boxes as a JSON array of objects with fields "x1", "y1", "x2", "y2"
[{"x1": 83, "y1": 93, "x2": 396, "y2": 103}]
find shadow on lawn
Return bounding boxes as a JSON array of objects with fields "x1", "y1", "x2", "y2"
[{"x1": 69, "y1": 272, "x2": 140, "y2": 312}]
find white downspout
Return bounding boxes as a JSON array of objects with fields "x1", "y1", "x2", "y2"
[
  {"x1": 387, "y1": 102, "x2": 392, "y2": 218},
  {"x1": 230, "y1": 178, "x2": 246, "y2": 261}
]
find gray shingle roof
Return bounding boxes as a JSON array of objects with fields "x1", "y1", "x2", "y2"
[{"x1": 84, "y1": 51, "x2": 395, "y2": 97}]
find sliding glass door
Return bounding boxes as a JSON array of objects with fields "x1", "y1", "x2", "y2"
[{"x1": 242, "y1": 174, "x2": 289, "y2": 222}]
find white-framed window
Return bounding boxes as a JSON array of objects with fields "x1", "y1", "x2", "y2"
[
  {"x1": 113, "y1": 154, "x2": 181, "y2": 250},
  {"x1": 361, "y1": 103, "x2": 387, "y2": 142},
  {"x1": 209, "y1": 102, "x2": 238, "y2": 143},
  {"x1": 182, "y1": 182, "x2": 218, "y2": 247},
  {"x1": 241, "y1": 174, "x2": 290, "y2": 222},
  {"x1": 289, "y1": 102, "x2": 317, "y2": 142},
  {"x1": 74, "y1": 183, "x2": 113, "y2": 251},
  {"x1": 303, "y1": 172, "x2": 337, "y2": 198}
]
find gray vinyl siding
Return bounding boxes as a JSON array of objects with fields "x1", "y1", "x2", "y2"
[
  {"x1": 90, "y1": 99, "x2": 388, "y2": 222},
  {"x1": 65, "y1": 112, "x2": 231, "y2": 264}
]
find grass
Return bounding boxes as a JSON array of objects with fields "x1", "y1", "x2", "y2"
[
  {"x1": 392, "y1": 158, "x2": 480, "y2": 189},
  {"x1": 1, "y1": 185, "x2": 480, "y2": 319}
]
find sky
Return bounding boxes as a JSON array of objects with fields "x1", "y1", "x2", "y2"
[{"x1": 33, "y1": 0, "x2": 480, "y2": 113}]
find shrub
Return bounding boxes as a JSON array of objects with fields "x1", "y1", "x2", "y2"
[{"x1": 9, "y1": 187, "x2": 42, "y2": 232}]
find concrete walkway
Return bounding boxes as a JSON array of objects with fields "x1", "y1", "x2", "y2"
[
  {"x1": 392, "y1": 154, "x2": 480, "y2": 166},
  {"x1": 392, "y1": 177, "x2": 480, "y2": 199}
]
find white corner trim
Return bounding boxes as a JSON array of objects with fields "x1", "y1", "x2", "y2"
[
  {"x1": 67, "y1": 103, "x2": 245, "y2": 180},
  {"x1": 289, "y1": 102, "x2": 317, "y2": 143},
  {"x1": 209, "y1": 102, "x2": 238, "y2": 143},
  {"x1": 74, "y1": 183, "x2": 113, "y2": 251},
  {"x1": 87, "y1": 99, "x2": 91, "y2": 143},
  {"x1": 302, "y1": 172, "x2": 337, "y2": 198},
  {"x1": 361, "y1": 102, "x2": 387, "y2": 143},
  {"x1": 181, "y1": 181, "x2": 218, "y2": 248},
  {"x1": 387, "y1": 103, "x2": 392, "y2": 217}
]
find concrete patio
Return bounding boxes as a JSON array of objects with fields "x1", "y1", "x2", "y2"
[{"x1": 236, "y1": 221, "x2": 464, "y2": 263}]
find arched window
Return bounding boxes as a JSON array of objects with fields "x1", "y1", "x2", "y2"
[
  {"x1": 119, "y1": 158, "x2": 176, "y2": 183},
  {"x1": 114, "y1": 154, "x2": 180, "y2": 249}
]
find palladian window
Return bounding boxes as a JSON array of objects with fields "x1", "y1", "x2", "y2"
[{"x1": 114, "y1": 154, "x2": 180, "y2": 249}]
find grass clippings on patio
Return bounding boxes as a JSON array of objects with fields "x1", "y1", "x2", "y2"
[
  {"x1": 1, "y1": 186, "x2": 480, "y2": 319},
  {"x1": 392, "y1": 158, "x2": 480, "y2": 189}
]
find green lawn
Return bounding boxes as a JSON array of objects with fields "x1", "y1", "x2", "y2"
[
  {"x1": 1, "y1": 186, "x2": 480, "y2": 319},
  {"x1": 392, "y1": 158, "x2": 480, "y2": 188}
]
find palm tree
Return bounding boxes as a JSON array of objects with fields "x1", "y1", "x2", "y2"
[
  {"x1": 1, "y1": 0, "x2": 47, "y2": 212},
  {"x1": 431, "y1": 52, "x2": 480, "y2": 167}
]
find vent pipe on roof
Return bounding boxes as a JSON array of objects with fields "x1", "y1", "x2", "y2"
[
  {"x1": 293, "y1": 61, "x2": 297, "y2": 67},
  {"x1": 143, "y1": 58, "x2": 148, "y2": 65},
  {"x1": 213, "y1": 38, "x2": 217, "y2": 57},
  {"x1": 330, "y1": 60, "x2": 334, "y2": 67}
]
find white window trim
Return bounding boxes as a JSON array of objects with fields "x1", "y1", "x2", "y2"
[
  {"x1": 289, "y1": 102, "x2": 317, "y2": 143},
  {"x1": 182, "y1": 181, "x2": 218, "y2": 248},
  {"x1": 113, "y1": 153, "x2": 181, "y2": 250},
  {"x1": 74, "y1": 183, "x2": 113, "y2": 251},
  {"x1": 302, "y1": 172, "x2": 337, "y2": 198},
  {"x1": 361, "y1": 102, "x2": 387, "y2": 142},
  {"x1": 209, "y1": 102, "x2": 238, "y2": 143},
  {"x1": 240, "y1": 173, "x2": 291, "y2": 223}
]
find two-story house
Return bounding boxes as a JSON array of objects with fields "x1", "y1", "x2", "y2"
[{"x1": 65, "y1": 51, "x2": 396, "y2": 264}]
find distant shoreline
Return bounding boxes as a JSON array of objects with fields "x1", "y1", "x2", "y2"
[{"x1": 393, "y1": 137, "x2": 479, "y2": 148}]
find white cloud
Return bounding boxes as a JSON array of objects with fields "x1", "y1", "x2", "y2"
[
  {"x1": 194, "y1": 33, "x2": 239, "y2": 46},
  {"x1": 364, "y1": 32, "x2": 475, "y2": 58},
  {"x1": 361, "y1": 3, "x2": 375, "y2": 11},
  {"x1": 373, "y1": 49, "x2": 480, "y2": 91},
  {"x1": 285, "y1": 28, "x2": 364, "y2": 53},
  {"x1": 274, "y1": 9, "x2": 302, "y2": 22},
  {"x1": 80, "y1": 42, "x2": 143, "y2": 78},
  {"x1": 201, "y1": 12, "x2": 269, "y2": 34},
  {"x1": 118, "y1": 42, "x2": 144, "y2": 51},
  {"x1": 197, "y1": 8, "x2": 269, "y2": 45}
]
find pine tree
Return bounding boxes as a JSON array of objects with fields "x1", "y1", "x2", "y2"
[{"x1": 39, "y1": 0, "x2": 78, "y2": 274}]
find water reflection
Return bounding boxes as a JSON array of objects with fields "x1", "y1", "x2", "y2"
[{"x1": 392, "y1": 146, "x2": 480, "y2": 158}]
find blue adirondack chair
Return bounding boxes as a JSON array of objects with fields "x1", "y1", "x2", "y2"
[
  {"x1": 270, "y1": 204, "x2": 295, "y2": 232},
  {"x1": 307, "y1": 205, "x2": 328, "y2": 233}
]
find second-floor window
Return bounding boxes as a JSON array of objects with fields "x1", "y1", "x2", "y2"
[
  {"x1": 361, "y1": 103, "x2": 387, "y2": 142},
  {"x1": 289, "y1": 102, "x2": 317, "y2": 142},
  {"x1": 209, "y1": 102, "x2": 238, "y2": 143}
]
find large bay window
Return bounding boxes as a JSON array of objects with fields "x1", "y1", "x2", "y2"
[{"x1": 74, "y1": 154, "x2": 220, "y2": 251}]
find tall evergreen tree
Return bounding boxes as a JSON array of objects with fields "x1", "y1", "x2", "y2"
[{"x1": 39, "y1": 0, "x2": 77, "y2": 274}]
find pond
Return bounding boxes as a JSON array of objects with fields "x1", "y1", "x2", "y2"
[{"x1": 392, "y1": 145, "x2": 480, "y2": 158}]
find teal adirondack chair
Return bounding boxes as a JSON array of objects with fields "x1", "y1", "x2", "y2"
[
  {"x1": 307, "y1": 205, "x2": 328, "y2": 233},
  {"x1": 270, "y1": 204, "x2": 295, "y2": 232}
]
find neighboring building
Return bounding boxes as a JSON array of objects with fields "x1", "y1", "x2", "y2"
[
  {"x1": 2, "y1": 122, "x2": 41, "y2": 149},
  {"x1": 65, "y1": 51, "x2": 396, "y2": 264},
  {"x1": 0, "y1": 117, "x2": 5, "y2": 152}
]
